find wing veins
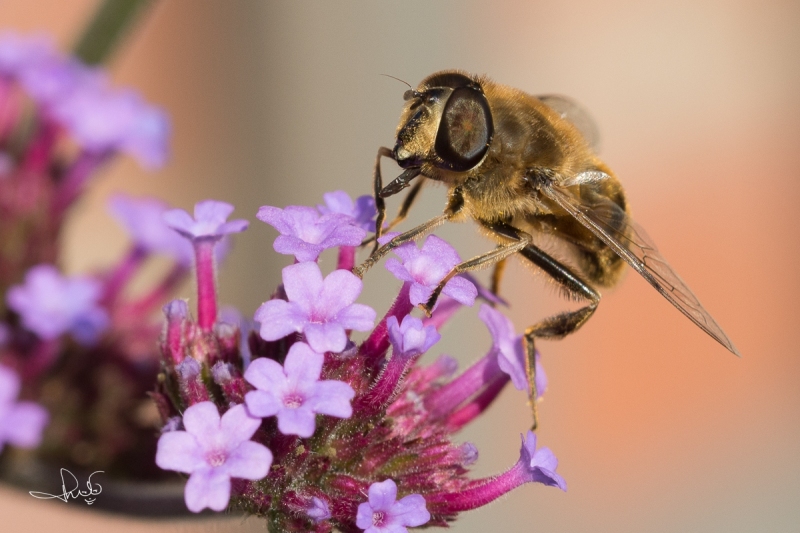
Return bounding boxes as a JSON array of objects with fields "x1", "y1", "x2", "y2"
[{"x1": 541, "y1": 181, "x2": 740, "y2": 356}]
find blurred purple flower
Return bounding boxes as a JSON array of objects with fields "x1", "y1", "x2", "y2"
[
  {"x1": 479, "y1": 305, "x2": 547, "y2": 399},
  {"x1": 258, "y1": 205, "x2": 366, "y2": 262},
  {"x1": 518, "y1": 431, "x2": 566, "y2": 491},
  {"x1": 0, "y1": 365, "x2": 48, "y2": 452},
  {"x1": 155, "y1": 402, "x2": 273, "y2": 512},
  {"x1": 386, "y1": 315, "x2": 440, "y2": 358},
  {"x1": 108, "y1": 194, "x2": 193, "y2": 265},
  {"x1": 355, "y1": 479, "x2": 430, "y2": 533},
  {"x1": 317, "y1": 190, "x2": 377, "y2": 232},
  {"x1": 0, "y1": 31, "x2": 53, "y2": 77},
  {"x1": 245, "y1": 342, "x2": 354, "y2": 438},
  {"x1": 163, "y1": 200, "x2": 249, "y2": 242},
  {"x1": 384, "y1": 235, "x2": 477, "y2": 309},
  {"x1": 6, "y1": 264, "x2": 109, "y2": 344},
  {"x1": 254, "y1": 262, "x2": 375, "y2": 353}
]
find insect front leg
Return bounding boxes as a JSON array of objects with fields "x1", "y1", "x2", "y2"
[
  {"x1": 353, "y1": 187, "x2": 465, "y2": 279},
  {"x1": 362, "y1": 178, "x2": 426, "y2": 248},
  {"x1": 371, "y1": 146, "x2": 394, "y2": 253}
]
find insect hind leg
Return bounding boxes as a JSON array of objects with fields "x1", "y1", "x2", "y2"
[{"x1": 518, "y1": 243, "x2": 600, "y2": 429}]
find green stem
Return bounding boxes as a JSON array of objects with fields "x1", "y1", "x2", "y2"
[{"x1": 72, "y1": 0, "x2": 155, "y2": 65}]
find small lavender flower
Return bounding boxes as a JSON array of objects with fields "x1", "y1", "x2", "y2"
[
  {"x1": 479, "y1": 304, "x2": 547, "y2": 398},
  {"x1": 163, "y1": 200, "x2": 249, "y2": 242},
  {"x1": 155, "y1": 402, "x2": 272, "y2": 512},
  {"x1": 164, "y1": 200, "x2": 248, "y2": 330},
  {"x1": 386, "y1": 315, "x2": 440, "y2": 357},
  {"x1": 108, "y1": 194, "x2": 193, "y2": 265},
  {"x1": 306, "y1": 496, "x2": 332, "y2": 523},
  {"x1": 258, "y1": 205, "x2": 366, "y2": 262},
  {"x1": 0, "y1": 365, "x2": 48, "y2": 452},
  {"x1": 384, "y1": 234, "x2": 477, "y2": 309},
  {"x1": 244, "y1": 342, "x2": 355, "y2": 437},
  {"x1": 518, "y1": 431, "x2": 566, "y2": 490},
  {"x1": 6, "y1": 264, "x2": 108, "y2": 344},
  {"x1": 255, "y1": 262, "x2": 376, "y2": 353},
  {"x1": 356, "y1": 479, "x2": 430, "y2": 533},
  {"x1": 317, "y1": 190, "x2": 377, "y2": 232}
]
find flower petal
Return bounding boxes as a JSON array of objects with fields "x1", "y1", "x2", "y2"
[
  {"x1": 245, "y1": 389, "x2": 282, "y2": 418},
  {"x1": 307, "y1": 380, "x2": 354, "y2": 419},
  {"x1": 184, "y1": 468, "x2": 231, "y2": 512},
  {"x1": 223, "y1": 440, "x2": 272, "y2": 480},
  {"x1": 255, "y1": 299, "x2": 306, "y2": 341},
  {"x1": 392, "y1": 493, "x2": 431, "y2": 527},
  {"x1": 282, "y1": 262, "x2": 324, "y2": 310},
  {"x1": 284, "y1": 343, "x2": 323, "y2": 386},
  {"x1": 304, "y1": 322, "x2": 347, "y2": 353},
  {"x1": 219, "y1": 404, "x2": 262, "y2": 448},
  {"x1": 368, "y1": 479, "x2": 397, "y2": 511},
  {"x1": 276, "y1": 406, "x2": 317, "y2": 438},
  {"x1": 156, "y1": 431, "x2": 205, "y2": 473}
]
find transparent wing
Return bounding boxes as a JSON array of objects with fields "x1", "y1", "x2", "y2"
[
  {"x1": 537, "y1": 94, "x2": 601, "y2": 152},
  {"x1": 541, "y1": 173, "x2": 740, "y2": 356}
]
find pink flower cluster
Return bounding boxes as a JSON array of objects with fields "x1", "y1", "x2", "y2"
[{"x1": 153, "y1": 193, "x2": 565, "y2": 532}]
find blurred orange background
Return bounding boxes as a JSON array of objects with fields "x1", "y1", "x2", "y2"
[{"x1": 1, "y1": 1, "x2": 799, "y2": 532}]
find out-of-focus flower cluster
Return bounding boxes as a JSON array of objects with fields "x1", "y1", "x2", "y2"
[
  {"x1": 153, "y1": 191, "x2": 565, "y2": 532},
  {"x1": 0, "y1": 32, "x2": 176, "y2": 478}
]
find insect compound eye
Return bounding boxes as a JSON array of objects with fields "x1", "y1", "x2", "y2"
[{"x1": 434, "y1": 86, "x2": 494, "y2": 172}]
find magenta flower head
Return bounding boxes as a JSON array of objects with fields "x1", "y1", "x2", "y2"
[
  {"x1": 155, "y1": 402, "x2": 272, "y2": 512},
  {"x1": 0, "y1": 365, "x2": 48, "y2": 452},
  {"x1": 6, "y1": 264, "x2": 108, "y2": 345},
  {"x1": 152, "y1": 196, "x2": 568, "y2": 529},
  {"x1": 258, "y1": 204, "x2": 366, "y2": 262},
  {"x1": 384, "y1": 234, "x2": 477, "y2": 309},
  {"x1": 163, "y1": 200, "x2": 249, "y2": 243},
  {"x1": 317, "y1": 190, "x2": 377, "y2": 232},
  {"x1": 254, "y1": 262, "x2": 376, "y2": 353},
  {"x1": 356, "y1": 479, "x2": 430, "y2": 533},
  {"x1": 244, "y1": 342, "x2": 355, "y2": 437}
]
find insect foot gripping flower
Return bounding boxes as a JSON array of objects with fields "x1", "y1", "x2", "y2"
[
  {"x1": 153, "y1": 193, "x2": 566, "y2": 532},
  {"x1": 156, "y1": 402, "x2": 272, "y2": 512}
]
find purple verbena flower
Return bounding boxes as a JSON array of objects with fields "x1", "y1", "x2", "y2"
[
  {"x1": 306, "y1": 496, "x2": 332, "y2": 523},
  {"x1": 155, "y1": 402, "x2": 273, "y2": 512},
  {"x1": 386, "y1": 315, "x2": 440, "y2": 358},
  {"x1": 258, "y1": 204, "x2": 366, "y2": 262},
  {"x1": 384, "y1": 235, "x2": 477, "y2": 309},
  {"x1": 254, "y1": 262, "x2": 376, "y2": 353},
  {"x1": 356, "y1": 479, "x2": 430, "y2": 533},
  {"x1": 244, "y1": 342, "x2": 354, "y2": 437},
  {"x1": 479, "y1": 304, "x2": 547, "y2": 398},
  {"x1": 317, "y1": 190, "x2": 377, "y2": 232},
  {"x1": 519, "y1": 431, "x2": 566, "y2": 490},
  {"x1": 0, "y1": 31, "x2": 53, "y2": 77},
  {"x1": 0, "y1": 365, "x2": 48, "y2": 452},
  {"x1": 163, "y1": 200, "x2": 249, "y2": 242},
  {"x1": 6, "y1": 264, "x2": 108, "y2": 344},
  {"x1": 108, "y1": 194, "x2": 193, "y2": 265}
]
